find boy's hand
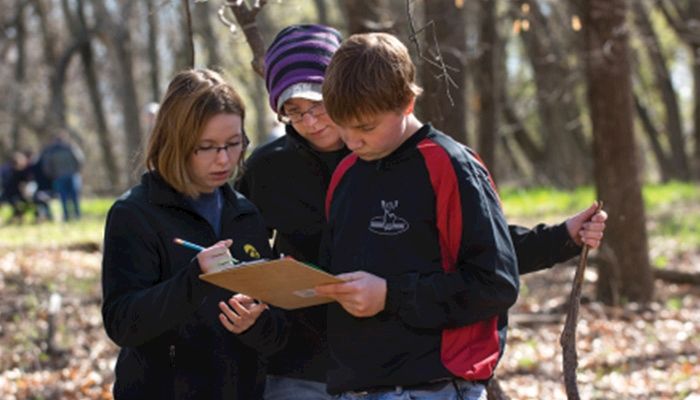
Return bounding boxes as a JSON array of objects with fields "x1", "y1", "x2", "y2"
[
  {"x1": 565, "y1": 202, "x2": 608, "y2": 249},
  {"x1": 218, "y1": 294, "x2": 268, "y2": 334},
  {"x1": 197, "y1": 239, "x2": 234, "y2": 273},
  {"x1": 315, "y1": 271, "x2": 386, "y2": 317}
]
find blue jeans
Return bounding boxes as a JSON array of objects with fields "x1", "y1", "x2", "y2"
[
  {"x1": 335, "y1": 380, "x2": 486, "y2": 400},
  {"x1": 53, "y1": 174, "x2": 81, "y2": 221},
  {"x1": 264, "y1": 375, "x2": 333, "y2": 400}
]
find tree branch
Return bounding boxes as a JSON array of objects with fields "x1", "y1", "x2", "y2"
[
  {"x1": 559, "y1": 201, "x2": 603, "y2": 400},
  {"x1": 654, "y1": 269, "x2": 700, "y2": 285},
  {"x1": 405, "y1": 0, "x2": 459, "y2": 106},
  {"x1": 657, "y1": 0, "x2": 688, "y2": 38},
  {"x1": 225, "y1": 0, "x2": 267, "y2": 77}
]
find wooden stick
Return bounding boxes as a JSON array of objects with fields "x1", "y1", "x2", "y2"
[{"x1": 560, "y1": 200, "x2": 603, "y2": 400}]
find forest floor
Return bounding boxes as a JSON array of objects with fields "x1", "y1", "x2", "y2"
[{"x1": 0, "y1": 193, "x2": 698, "y2": 399}]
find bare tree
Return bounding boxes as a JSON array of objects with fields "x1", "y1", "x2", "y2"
[
  {"x1": 226, "y1": 0, "x2": 267, "y2": 77},
  {"x1": 633, "y1": 92, "x2": 674, "y2": 182},
  {"x1": 582, "y1": 0, "x2": 653, "y2": 304},
  {"x1": 32, "y1": 0, "x2": 82, "y2": 142},
  {"x1": 10, "y1": 0, "x2": 27, "y2": 150},
  {"x1": 67, "y1": 0, "x2": 121, "y2": 190},
  {"x1": 419, "y1": 0, "x2": 468, "y2": 143},
  {"x1": 512, "y1": 0, "x2": 590, "y2": 188},
  {"x1": 658, "y1": 0, "x2": 700, "y2": 179},
  {"x1": 93, "y1": 0, "x2": 144, "y2": 183},
  {"x1": 194, "y1": 0, "x2": 222, "y2": 68},
  {"x1": 475, "y1": 0, "x2": 499, "y2": 175},
  {"x1": 633, "y1": 0, "x2": 690, "y2": 181},
  {"x1": 342, "y1": 0, "x2": 394, "y2": 34},
  {"x1": 145, "y1": 0, "x2": 162, "y2": 102},
  {"x1": 314, "y1": 0, "x2": 329, "y2": 26}
]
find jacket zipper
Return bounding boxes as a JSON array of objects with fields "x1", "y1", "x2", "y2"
[{"x1": 169, "y1": 344, "x2": 176, "y2": 367}]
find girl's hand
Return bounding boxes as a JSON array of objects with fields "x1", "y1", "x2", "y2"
[
  {"x1": 218, "y1": 294, "x2": 268, "y2": 334},
  {"x1": 197, "y1": 239, "x2": 234, "y2": 273}
]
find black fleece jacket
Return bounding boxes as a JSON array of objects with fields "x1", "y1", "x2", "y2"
[{"x1": 102, "y1": 172, "x2": 286, "y2": 399}]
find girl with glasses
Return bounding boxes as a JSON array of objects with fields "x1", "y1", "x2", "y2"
[{"x1": 102, "y1": 69, "x2": 284, "y2": 399}]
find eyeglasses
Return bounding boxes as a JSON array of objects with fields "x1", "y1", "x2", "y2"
[
  {"x1": 193, "y1": 142, "x2": 242, "y2": 160},
  {"x1": 284, "y1": 102, "x2": 326, "y2": 123}
]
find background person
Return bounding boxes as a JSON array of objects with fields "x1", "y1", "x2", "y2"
[{"x1": 41, "y1": 131, "x2": 84, "y2": 221}]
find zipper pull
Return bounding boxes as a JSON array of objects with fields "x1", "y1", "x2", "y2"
[{"x1": 169, "y1": 344, "x2": 176, "y2": 367}]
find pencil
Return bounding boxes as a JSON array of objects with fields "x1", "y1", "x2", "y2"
[
  {"x1": 173, "y1": 238, "x2": 240, "y2": 264},
  {"x1": 173, "y1": 238, "x2": 206, "y2": 252}
]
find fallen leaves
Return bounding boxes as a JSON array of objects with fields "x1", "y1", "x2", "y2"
[
  {"x1": 501, "y1": 259, "x2": 700, "y2": 399},
  {"x1": 0, "y1": 247, "x2": 116, "y2": 400},
  {"x1": 1, "y1": 245, "x2": 699, "y2": 399}
]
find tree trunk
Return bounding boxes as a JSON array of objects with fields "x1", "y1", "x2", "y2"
[
  {"x1": 74, "y1": 0, "x2": 121, "y2": 191},
  {"x1": 501, "y1": 94, "x2": 548, "y2": 184},
  {"x1": 693, "y1": 44, "x2": 700, "y2": 180},
  {"x1": 94, "y1": 0, "x2": 144, "y2": 183},
  {"x1": 420, "y1": 0, "x2": 468, "y2": 144},
  {"x1": 145, "y1": 0, "x2": 161, "y2": 102},
  {"x1": 633, "y1": 92, "x2": 672, "y2": 182},
  {"x1": 632, "y1": 1, "x2": 689, "y2": 181},
  {"x1": 342, "y1": 0, "x2": 394, "y2": 34},
  {"x1": 11, "y1": 1, "x2": 27, "y2": 150},
  {"x1": 314, "y1": 0, "x2": 329, "y2": 26},
  {"x1": 475, "y1": 0, "x2": 499, "y2": 176},
  {"x1": 173, "y1": 0, "x2": 194, "y2": 71},
  {"x1": 515, "y1": 0, "x2": 589, "y2": 187},
  {"x1": 33, "y1": 0, "x2": 72, "y2": 141},
  {"x1": 657, "y1": 0, "x2": 700, "y2": 180},
  {"x1": 194, "y1": 0, "x2": 222, "y2": 69},
  {"x1": 582, "y1": 0, "x2": 653, "y2": 304}
]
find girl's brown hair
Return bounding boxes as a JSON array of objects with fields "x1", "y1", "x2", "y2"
[{"x1": 145, "y1": 69, "x2": 248, "y2": 197}]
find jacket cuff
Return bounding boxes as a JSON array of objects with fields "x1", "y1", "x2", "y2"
[
  {"x1": 384, "y1": 273, "x2": 417, "y2": 316},
  {"x1": 384, "y1": 278, "x2": 402, "y2": 315},
  {"x1": 237, "y1": 309, "x2": 270, "y2": 341},
  {"x1": 552, "y1": 221, "x2": 582, "y2": 260}
]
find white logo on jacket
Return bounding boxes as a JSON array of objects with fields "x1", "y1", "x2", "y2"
[{"x1": 369, "y1": 200, "x2": 409, "y2": 235}]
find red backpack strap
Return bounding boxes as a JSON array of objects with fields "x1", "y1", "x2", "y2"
[{"x1": 325, "y1": 154, "x2": 359, "y2": 220}]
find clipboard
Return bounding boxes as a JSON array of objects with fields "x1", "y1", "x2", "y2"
[{"x1": 199, "y1": 258, "x2": 343, "y2": 309}]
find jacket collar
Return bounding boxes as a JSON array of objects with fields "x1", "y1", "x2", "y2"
[
  {"x1": 358, "y1": 123, "x2": 432, "y2": 167},
  {"x1": 283, "y1": 124, "x2": 316, "y2": 153},
  {"x1": 142, "y1": 172, "x2": 256, "y2": 218}
]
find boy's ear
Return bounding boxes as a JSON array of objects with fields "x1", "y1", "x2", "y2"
[{"x1": 403, "y1": 97, "x2": 417, "y2": 115}]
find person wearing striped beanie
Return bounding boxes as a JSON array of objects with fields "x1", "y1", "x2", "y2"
[
  {"x1": 263, "y1": 24, "x2": 345, "y2": 152},
  {"x1": 236, "y1": 24, "x2": 348, "y2": 400}
]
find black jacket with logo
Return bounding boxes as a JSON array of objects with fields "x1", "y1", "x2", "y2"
[
  {"x1": 322, "y1": 125, "x2": 519, "y2": 393},
  {"x1": 239, "y1": 125, "x2": 580, "y2": 384},
  {"x1": 102, "y1": 172, "x2": 286, "y2": 399}
]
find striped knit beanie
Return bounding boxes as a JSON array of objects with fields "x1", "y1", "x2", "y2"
[{"x1": 264, "y1": 24, "x2": 343, "y2": 113}]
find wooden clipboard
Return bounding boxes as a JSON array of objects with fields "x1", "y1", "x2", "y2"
[{"x1": 199, "y1": 258, "x2": 343, "y2": 309}]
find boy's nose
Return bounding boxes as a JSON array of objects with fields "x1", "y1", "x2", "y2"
[
  {"x1": 341, "y1": 130, "x2": 362, "y2": 151},
  {"x1": 345, "y1": 140, "x2": 362, "y2": 151}
]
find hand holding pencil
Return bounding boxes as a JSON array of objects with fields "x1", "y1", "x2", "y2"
[{"x1": 174, "y1": 238, "x2": 238, "y2": 274}]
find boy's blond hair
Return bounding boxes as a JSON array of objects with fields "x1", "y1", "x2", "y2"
[
  {"x1": 145, "y1": 69, "x2": 247, "y2": 197},
  {"x1": 323, "y1": 32, "x2": 423, "y2": 126}
]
